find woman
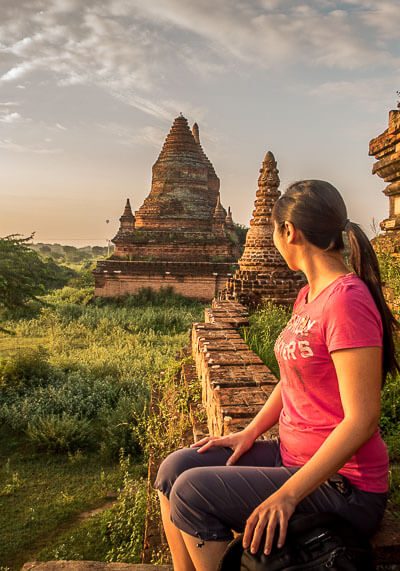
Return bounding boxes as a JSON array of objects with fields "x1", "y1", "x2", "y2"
[{"x1": 154, "y1": 180, "x2": 399, "y2": 571}]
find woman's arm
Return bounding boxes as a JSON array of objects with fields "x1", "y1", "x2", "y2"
[
  {"x1": 243, "y1": 345, "x2": 383, "y2": 555},
  {"x1": 191, "y1": 382, "x2": 283, "y2": 464}
]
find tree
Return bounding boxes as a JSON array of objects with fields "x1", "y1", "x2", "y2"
[{"x1": 0, "y1": 234, "x2": 75, "y2": 309}]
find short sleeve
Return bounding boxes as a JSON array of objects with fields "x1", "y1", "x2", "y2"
[{"x1": 321, "y1": 283, "x2": 383, "y2": 353}]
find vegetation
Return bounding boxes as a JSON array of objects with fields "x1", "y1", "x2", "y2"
[
  {"x1": 30, "y1": 242, "x2": 111, "y2": 264},
  {"x1": 1, "y1": 234, "x2": 399, "y2": 567},
  {"x1": 0, "y1": 279, "x2": 203, "y2": 568},
  {"x1": 242, "y1": 302, "x2": 291, "y2": 378},
  {"x1": 0, "y1": 235, "x2": 75, "y2": 309}
]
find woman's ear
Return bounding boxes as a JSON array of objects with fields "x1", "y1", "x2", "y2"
[{"x1": 284, "y1": 221, "x2": 297, "y2": 244}]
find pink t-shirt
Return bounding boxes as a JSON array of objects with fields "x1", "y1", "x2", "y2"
[{"x1": 274, "y1": 272, "x2": 389, "y2": 493}]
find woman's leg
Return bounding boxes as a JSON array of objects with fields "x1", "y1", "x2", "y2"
[
  {"x1": 180, "y1": 531, "x2": 230, "y2": 571},
  {"x1": 168, "y1": 464, "x2": 380, "y2": 570},
  {"x1": 158, "y1": 491, "x2": 195, "y2": 571},
  {"x1": 153, "y1": 439, "x2": 281, "y2": 569}
]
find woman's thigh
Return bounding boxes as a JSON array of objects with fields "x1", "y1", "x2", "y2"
[
  {"x1": 169, "y1": 464, "x2": 385, "y2": 541},
  {"x1": 153, "y1": 438, "x2": 281, "y2": 498},
  {"x1": 169, "y1": 464, "x2": 298, "y2": 541}
]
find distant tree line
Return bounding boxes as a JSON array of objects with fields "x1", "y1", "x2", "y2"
[
  {"x1": 31, "y1": 243, "x2": 111, "y2": 263},
  {"x1": 0, "y1": 235, "x2": 76, "y2": 309}
]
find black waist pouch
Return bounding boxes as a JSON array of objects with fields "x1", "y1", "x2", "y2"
[{"x1": 217, "y1": 512, "x2": 376, "y2": 571}]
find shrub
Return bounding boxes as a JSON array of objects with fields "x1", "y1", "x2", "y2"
[
  {"x1": 98, "y1": 394, "x2": 147, "y2": 460},
  {"x1": 46, "y1": 286, "x2": 94, "y2": 306},
  {"x1": 0, "y1": 346, "x2": 51, "y2": 391},
  {"x1": 26, "y1": 414, "x2": 95, "y2": 452},
  {"x1": 102, "y1": 469, "x2": 147, "y2": 563},
  {"x1": 93, "y1": 286, "x2": 203, "y2": 310},
  {"x1": 0, "y1": 372, "x2": 122, "y2": 431},
  {"x1": 242, "y1": 302, "x2": 290, "y2": 378},
  {"x1": 380, "y1": 371, "x2": 400, "y2": 457}
]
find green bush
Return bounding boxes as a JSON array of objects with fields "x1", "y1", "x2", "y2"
[
  {"x1": 98, "y1": 394, "x2": 147, "y2": 461},
  {"x1": 26, "y1": 414, "x2": 95, "y2": 452},
  {"x1": 0, "y1": 346, "x2": 51, "y2": 391},
  {"x1": 380, "y1": 371, "x2": 400, "y2": 455},
  {"x1": 93, "y1": 286, "x2": 203, "y2": 309},
  {"x1": 46, "y1": 286, "x2": 94, "y2": 306},
  {"x1": 242, "y1": 302, "x2": 290, "y2": 378},
  {"x1": 102, "y1": 469, "x2": 147, "y2": 563}
]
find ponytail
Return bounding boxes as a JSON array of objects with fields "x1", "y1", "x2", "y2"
[
  {"x1": 345, "y1": 221, "x2": 400, "y2": 384},
  {"x1": 272, "y1": 179, "x2": 400, "y2": 386}
]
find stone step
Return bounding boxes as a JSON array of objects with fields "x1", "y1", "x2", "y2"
[{"x1": 21, "y1": 563, "x2": 172, "y2": 571}]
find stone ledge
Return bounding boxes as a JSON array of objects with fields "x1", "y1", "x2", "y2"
[
  {"x1": 21, "y1": 564, "x2": 172, "y2": 571},
  {"x1": 192, "y1": 301, "x2": 278, "y2": 438}
]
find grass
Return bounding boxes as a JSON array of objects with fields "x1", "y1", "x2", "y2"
[
  {"x1": 242, "y1": 301, "x2": 291, "y2": 378},
  {"x1": 34, "y1": 512, "x2": 112, "y2": 562},
  {"x1": 0, "y1": 427, "x2": 142, "y2": 569},
  {"x1": 0, "y1": 286, "x2": 204, "y2": 568}
]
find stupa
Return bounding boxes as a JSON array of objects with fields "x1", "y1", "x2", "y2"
[
  {"x1": 94, "y1": 115, "x2": 241, "y2": 300},
  {"x1": 222, "y1": 151, "x2": 305, "y2": 307},
  {"x1": 369, "y1": 107, "x2": 400, "y2": 234}
]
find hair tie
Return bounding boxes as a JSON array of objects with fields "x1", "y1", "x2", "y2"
[{"x1": 343, "y1": 219, "x2": 351, "y2": 232}]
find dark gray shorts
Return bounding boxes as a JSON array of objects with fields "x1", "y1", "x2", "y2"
[{"x1": 153, "y1": 438, "x2": 387, "y2": 542}]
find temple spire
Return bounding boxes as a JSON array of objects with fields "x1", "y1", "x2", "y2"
[
  {"x1": 192, "y1": 122, "x2": 200, "y2": 144},
  {"x1": 119, "y1": 198, "x2": 135, "y2": 232},
  {"x1": 225, "y1": 206, "x2": 234, "y2": 229},
  {"x1": 212, "y1": 193, "x2": 226, "y2": 236},
  {"x1": 221, "y1": 150, "x2": 305, "y2": 306},
  {"x1": 237, "y1": 152, "x2": 281, "y2": 272}
]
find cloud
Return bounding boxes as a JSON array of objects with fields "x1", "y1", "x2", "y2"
[
  {"x1": 0, "y1": 0, "x2": 398, "y2": 123},
  {"x1": 1, "y1": 62, "x2": 35, "y2": 82},
  {"x1": 0, "y1": 138, "x2": 62, "y2": 154},
  {"x1": 56, "y1": 122, "x2": 67, "y2": 130},
  {"x1": 309, "y1": 76, "x2": 398, "y2": 111},
  {"x1": 98, "y1": 122, "x2": 166, "y2": 148},
  {"x1": 0, "y1": 111, "x2": 22, "y2": 123}
]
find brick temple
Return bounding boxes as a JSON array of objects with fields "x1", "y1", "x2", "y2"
[
  {"x1": 222, "y1": 151, "x2": 305, "y2": 306},
  {"x1": 369, "y1": 107, "x2": 400, "y2": 235},
  {"x1": 94, "y1": 115, "x2": 241, "y2": 301}
]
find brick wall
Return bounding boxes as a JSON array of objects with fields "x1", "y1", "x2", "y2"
[
  {"x1": 94, "y1": 274, "x2": 230, "y2": 301},
  {"x1": 191, "y1": 300, "x2": 279, "y2": 438}
]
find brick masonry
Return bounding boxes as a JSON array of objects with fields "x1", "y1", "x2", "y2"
[
  {"x1": 94, "y1": 115, "x2": 241, "y2": 302},
  {"x1": 94, "y1": 261, "x2": 236, "y2": 301},
  {"x1": 369, "y1": 108, "x2": 400, "y2": 234},
  {"x1": 222, "y1": 152, "x2": 305, "y2": 308}
]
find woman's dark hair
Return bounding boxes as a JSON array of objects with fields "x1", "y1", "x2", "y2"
[{"x1": 271, "y1": 179, "x2": 400, "y2": 385}]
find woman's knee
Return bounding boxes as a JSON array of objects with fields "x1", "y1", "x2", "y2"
[{"x1": 153, "y1": 447, "x2": 198, "y2": 499}]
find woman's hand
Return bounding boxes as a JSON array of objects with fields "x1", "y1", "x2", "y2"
[
  {"x1": 190, "y1": 428, "x2": 257, "y2": 466},
  {"x1": 242, "y1": 490, "x2": 297, "y2": 555}
]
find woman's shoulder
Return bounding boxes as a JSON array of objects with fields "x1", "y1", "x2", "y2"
[
  {"x1": 325, "y1": 273, "x2": 376, "y2": 307},
  {"x1": 322, "y1": 273, "x2": 383, "y2": 347}
]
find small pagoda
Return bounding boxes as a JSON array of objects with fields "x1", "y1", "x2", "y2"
[
  {"x1": 369, "y1": 106, "x2": 400, "y2": 236},
  {"x1": 222, "y1": 151, "x2": 305, "y2": 307},
  {"x1": 94, "y1": 115, "x2": 240, "y2": 301}
]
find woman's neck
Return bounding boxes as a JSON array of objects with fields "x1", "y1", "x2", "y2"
[{"x1": 299, "y1": 251, "x2": 350, "y2": 302}]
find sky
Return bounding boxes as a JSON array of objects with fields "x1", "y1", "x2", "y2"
[{"x1": 0, "y1": 0, "x2": 399, "y2": 246}]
